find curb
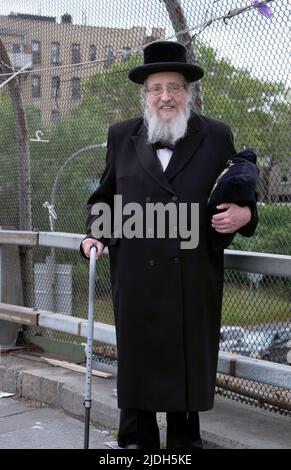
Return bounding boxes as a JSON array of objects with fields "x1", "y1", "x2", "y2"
[
  {"x1": 1, "y1": 354, "x2": 289, "y2": 449},
  {"x1": 0, "y1": 356, "x2": 243, "y2": 449}
]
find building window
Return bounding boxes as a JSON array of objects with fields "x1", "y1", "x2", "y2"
[
  {"x1": 52, "y1": 76, "x2": 61, "y2": 99},
  {"x1": 51, "y1": 42, "x2": 61, "y2": 65},
  {"x1": 71, "y1": 77, "x2": 81, "y2": 100},
  {"x1": 32, "y1": 40, "x2": 41, "y2": 64},
  {"x1": 121, "y1": 47, "x2": 131, "y2": 62},
  {"x1": 12, "y1": 44, "x2": 21, "y2": 53},
  {"x1": 89, "y1": 44, "x2": 96, "y2": 62},
  {"x1": 51, "y1": 110, "x2": 61, "y2": 123},
  {"x1": 31, "y1": 75, "x2": 41, "y2": 98},
  {"x1": 72, "y1": 43, "x2": 81, "y2": 64},
  {"x1": 105, "y1": 45, "x2": 114, "y2": 67}
]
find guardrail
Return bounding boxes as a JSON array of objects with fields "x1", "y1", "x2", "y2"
[
  {"x1": 1, "y1": 229, "x2": 290, "y2": 276},
  {"x1": 1, "y1": 230, "x2": 291, "y2": 392}
]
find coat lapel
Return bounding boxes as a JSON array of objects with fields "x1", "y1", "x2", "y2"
[
  {"x1": 131, "y1": 114, "x2": 204, "y2": 193},
  {"x1": 164, "y1": 114, "x2": 204, "y2": 181}
]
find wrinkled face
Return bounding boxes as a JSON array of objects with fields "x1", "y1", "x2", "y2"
[{"x1": 144, "y1": 72, "x2": 188, "y2": 123}]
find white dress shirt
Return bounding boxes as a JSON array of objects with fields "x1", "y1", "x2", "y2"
[{"x1": 156, "y1": 147, "x2": 173, "y2": 172}]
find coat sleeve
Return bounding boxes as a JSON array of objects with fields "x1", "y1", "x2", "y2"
[
  {"x1": 80, "y1": 127, "x2": 116, "y2": 258},
  {"x1": 237, "y1": 194, "x2": 259, "y2": 237}
]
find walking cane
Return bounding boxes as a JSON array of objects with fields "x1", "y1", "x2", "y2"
[{"x1": 84, "y1": 245, "x2": 97, "y2": 449}]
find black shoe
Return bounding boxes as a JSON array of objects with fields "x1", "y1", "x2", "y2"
[
  {"x1": 118, "y1": 443, "x2": 142, "y2": 449},
  {"x1": 167, "y1": 440, "x2": 203, "y2": 450}
]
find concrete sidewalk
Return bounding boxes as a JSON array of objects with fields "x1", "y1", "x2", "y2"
[
  {"x1": 0, "y1": 396, "x2": 115, "y2": 449},
  {"x1": 0, "y1": 351, "x2": 290, "y2": 449}
]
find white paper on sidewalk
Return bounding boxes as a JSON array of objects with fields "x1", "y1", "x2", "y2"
[{"x1": 0, "y1": 392, "x2": 15, "y2": 399}]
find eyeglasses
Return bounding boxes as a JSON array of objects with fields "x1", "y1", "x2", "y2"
[{"x1": 145, "y1": 84, "x2": 186, "y2": 97}]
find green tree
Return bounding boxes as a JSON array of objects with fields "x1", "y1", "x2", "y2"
[
  {"x1": 30, "y1": 56, "x2": 143, "y2": 235},
  {"x1": 199, "y1": 44, "x2": 289, "y2": 168},
  {"x1": 1, "y1": 46, "x2": 289, "y2": 244},
  {"x1": 0, "y1": 92, "x2": 20, "y2": 226}
]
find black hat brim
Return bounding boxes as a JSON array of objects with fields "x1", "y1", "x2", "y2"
[{"x1": 128, "y1": 62, "x2": 204, "y2": 84}]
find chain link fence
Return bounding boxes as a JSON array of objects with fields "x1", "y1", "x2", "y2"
[{"x1": 0, "y1": 0, "x2": 290, "y2": 414}]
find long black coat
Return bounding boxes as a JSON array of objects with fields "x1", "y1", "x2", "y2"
[{"x1": 84, "y1": 113, "x2": 258, "y2": 412}]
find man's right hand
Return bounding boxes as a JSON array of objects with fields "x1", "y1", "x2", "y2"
[{"x1": 82, "y1": 238, "x2": 105, "y2": 260}]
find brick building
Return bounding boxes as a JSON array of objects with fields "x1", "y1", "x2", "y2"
[{"x1": 0, "y1": 13, "x2": 164, "y2": 123}]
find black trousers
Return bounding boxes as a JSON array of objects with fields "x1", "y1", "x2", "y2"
[{"x1": 118, "y1": 409, "x2": 203, "y2": 450}]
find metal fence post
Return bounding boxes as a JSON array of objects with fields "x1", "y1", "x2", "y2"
[{"x1": 0, "y1": 227, "x2": 23, "y2": 349}]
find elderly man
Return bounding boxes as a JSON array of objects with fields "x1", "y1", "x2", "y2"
[{"x1": 81, "y1": 41, "x2": 258, "y2": 450}]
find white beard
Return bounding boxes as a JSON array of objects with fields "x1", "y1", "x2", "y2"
[{"x1": 144, "y1": 102, "x2": 191, "y2": 146}]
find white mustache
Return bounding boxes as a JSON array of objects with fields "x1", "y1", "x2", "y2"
[{"x1": 144, "y1": 103, "x2": 191, "y2": 146}]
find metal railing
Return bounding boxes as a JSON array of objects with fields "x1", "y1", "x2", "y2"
[
  {"x1": 0, "y1": 231, "x2": 290, "y2": 391},
  {"x1": 1, "y1": 229, "x2": 290, "y2": 275}
]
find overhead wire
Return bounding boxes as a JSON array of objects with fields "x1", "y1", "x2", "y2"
[{"x1": 0, "y1": 1, "x2": 274, "y2": 80}]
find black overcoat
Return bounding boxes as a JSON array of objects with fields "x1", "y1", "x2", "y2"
[{"x1": 84, "y1": 113, "x2": 258, "y2": 411}]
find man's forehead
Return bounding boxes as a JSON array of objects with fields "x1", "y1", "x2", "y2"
[{"x1": 146, "y1": 71, "x2": 185, "y2": 85}]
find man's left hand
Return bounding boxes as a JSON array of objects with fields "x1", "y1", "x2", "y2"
[{"x1": 211, "y1": 203, "x2": 251, "y2": 234}]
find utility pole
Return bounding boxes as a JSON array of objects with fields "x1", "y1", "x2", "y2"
[
  {"x1": 0, "y1": 38, "x2": 34, "y2": 307},
  {"x1": 162, "y1": 0, "x2": 203, "y2": 113}
]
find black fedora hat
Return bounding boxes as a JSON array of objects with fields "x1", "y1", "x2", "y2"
[{"x1": 128, "y1": 41, "x2": 204, "y2": 84}]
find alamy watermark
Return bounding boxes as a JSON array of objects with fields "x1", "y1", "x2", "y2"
[{"x1": 91, "y1": 195, "x2": 199, "y2": 249}]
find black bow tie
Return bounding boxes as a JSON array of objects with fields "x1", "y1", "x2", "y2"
[{"x1": 153, "y1": 141, "x2": 175, "y2": 151}]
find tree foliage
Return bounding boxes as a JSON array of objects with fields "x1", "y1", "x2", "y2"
[
  {"x1": 0, "y1": 45, "x2": 289, "y2": 248},
  {"x1": 199, "y1": 44, "x2": 289, "y2": 167}
]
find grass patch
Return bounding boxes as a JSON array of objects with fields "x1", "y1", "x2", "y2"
[
  {"x1": 73, "y1": 283, "x2": 289, "y2": 329},
  {"x1": 73, "y1": 296, "x2": 114, "y2": 325},
  {"x1": 222, "y1": 283, "x2": 290, "y2": 326}
]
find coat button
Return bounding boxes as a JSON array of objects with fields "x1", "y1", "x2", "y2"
[
  {"x1": 172, "y1": 195, "x2": 178, "y2": 202},
  {"x1": 149, "y1": 259, "x2": 155, "y2": 266},
  {"x1": 173, "y1": 257, "x2": 180, "y2": 264},
  {"x1": 145, "y1": 196, "x2": 151, "y2": 202}
]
